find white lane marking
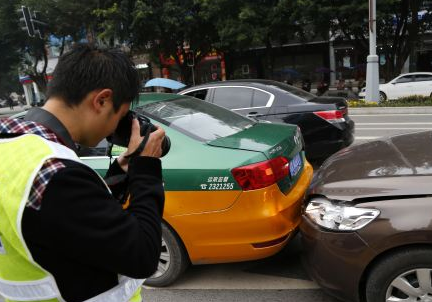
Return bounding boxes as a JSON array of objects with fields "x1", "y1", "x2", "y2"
[
  {"x1": 356, "y1": 127, "x2": 432, "y2": 130},
  {"x1": 356, "y1": 123, "x2": 432, "y2": 125},
  {"x1": 355, "y1": 136, "x2": 380, "y2": 140}
]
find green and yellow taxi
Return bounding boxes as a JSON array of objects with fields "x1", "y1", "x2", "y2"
[{"x1": 82, "y1": 93, "x2": 313, "y2": 287}]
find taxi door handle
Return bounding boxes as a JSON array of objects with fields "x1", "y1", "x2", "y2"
[{"x1": 247, "y1": 112, "x2": 263, "y2": 118}]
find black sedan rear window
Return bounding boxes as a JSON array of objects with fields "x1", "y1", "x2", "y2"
[
  {"x1": 267, "y1": 82, "x2": 315, "y2": 101},
  {"x1": 136, "y1": 97, "x2": 255, "y2": 141}
]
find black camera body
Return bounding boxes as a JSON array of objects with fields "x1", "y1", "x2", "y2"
[{"x1": 107, "y1": 110, "x2": 170, "y2": 157}]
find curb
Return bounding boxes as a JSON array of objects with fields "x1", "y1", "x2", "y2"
[{"x1": 349, "y1": 106, "x2": 432, "y2": 115}]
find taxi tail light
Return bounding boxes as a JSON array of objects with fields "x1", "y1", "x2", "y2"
[
  {"x1": 231, "y1": 156, "x2": 289, "y2": 191},
  {"x1": 314, "y1": 110, "x2": 346, "y2": 123}
]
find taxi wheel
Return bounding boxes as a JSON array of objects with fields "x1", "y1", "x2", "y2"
[
  {"x1": 144, "y1": 223, "x2": 190, "y2": 287},
  {"x1": 365, "y1": 248, "x2": 432, "y2": 302}
]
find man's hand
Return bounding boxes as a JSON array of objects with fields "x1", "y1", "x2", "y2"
[
  {"x1": 117, "y1": 118, "x2": 166, "y2": 169},
  {"x1": 130, "y1": 118, "x2": 165, "y2": 157}
]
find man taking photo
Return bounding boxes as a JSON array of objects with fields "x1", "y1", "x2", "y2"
[{"x1": 0, "y1": 44, "x2": 165, "y2": 302}]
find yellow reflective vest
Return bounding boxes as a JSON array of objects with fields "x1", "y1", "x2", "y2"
[{"x1": 0, "y1": 134, "x2": 143, "y2": 302}]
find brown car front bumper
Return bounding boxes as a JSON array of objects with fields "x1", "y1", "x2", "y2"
[{"x1": 300, "y1": 216, "x2": 377, "y2": 302}]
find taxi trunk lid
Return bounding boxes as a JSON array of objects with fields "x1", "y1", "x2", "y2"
[{"x1": 207, "y1": 122, "x2": 305, "y2": 193}]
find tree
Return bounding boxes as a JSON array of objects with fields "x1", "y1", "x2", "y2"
[
  {"x1": 19, "y1": 0, "x2": 99, "y2": 94},
  {"x1": 198, "y1": 0, "x2": 306, "y2": 78},
  {"x1": 96, "y1": 0, "x2": 220, "y2": 84},
  {"x1": 25, "y1": 0, "x2": 99, "y2": 52},
  {"x1": 0, "y1": 0, "x2": 26, "y2": 95},
  {"x1": 302, "y1": 0, "x2": 432, "y2": 80},
  {"x1": 96, "y1": 0, "x2": 308, "y2": 82},
  {"x1": 0, "y1": 0, "x2": 100, "y2": 96},
  {"x1": 94, "y1": 0, "x2": 135, "y2": 46},
  {"x1": 377, "y1": 0, "x2": 431, "y2": 79}
]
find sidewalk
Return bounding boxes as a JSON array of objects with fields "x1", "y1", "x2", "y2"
[{"x1": 349, "y1": 106, "x2": 432, "y2": 115}]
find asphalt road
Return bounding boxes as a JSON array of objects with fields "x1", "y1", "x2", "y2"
[
  {"x1": 143, "y1": 112, "x2": 432, "y2": 302},
  {"x1": 1, "y1": 111, "x2": 429, "y2": 302},
  {"x1": 352, "y1": 112, "x2": 432, "y2": 143},
  {"x1": 143, "y1": 235, "x2": 339, "y2": 302}
]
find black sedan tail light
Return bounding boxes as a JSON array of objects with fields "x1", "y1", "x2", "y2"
[{"x1": 313, "y1": 110, "x2": 346, "y2": 124}]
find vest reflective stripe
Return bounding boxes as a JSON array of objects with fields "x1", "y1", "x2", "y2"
[
  {"x1": 0, "y1": 134, "x2": 143, "y2": 302},
  {"x1": 0, "y1": 275, "x2": 60, "y2": 301},
  {"x1": 83, "y1": 277, "x2": 144, "y2": 302},
  {"x1": 0, "y1": 275, "x2": 144, "y2": 302}
]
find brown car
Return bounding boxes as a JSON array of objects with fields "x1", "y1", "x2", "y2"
[{"x1": 300, "y1": 131, "x2": 432, "y2": 302}]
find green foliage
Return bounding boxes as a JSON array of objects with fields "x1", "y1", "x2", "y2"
[
  {"x1": 0, "y1": 68, "x2": 22, "y2": 96},
  {"x1": 0, "y1": 0, "x2": 100, "y2": 94},
  {"x1": 304, "y1": 0, "x2": 431, "y2": 80},
  {"x1": 347, "y1": 99, "x2": 380, "y2": 107},
  {"x1": 202, "y1": 0, "x2": 305, "y2": 50},
  {"x1": 94, "y1": 0, "x2": 306, "y2": 82},
  {"x1": 94, "y1": 0, "x2": 135, "y2": 44},
  {"x1": 348, "y1": 96, "x2": 432, "y2": 107},
  {"x1": 0, "y1": 0, "x2": 26, "y2": 95},
  {"x1": 382, "y1": 95, "x2": 432, "y2": 106},
  {"x1": 193, "y1": 0, "x2": 306, "y2": 78},
  {"x1": 95, "y1": 0, "x2": 220, "y2": 83},
  {"x1": 2, "y1": 0, "x2": 429, "y2": 92},
  {"x1": 24, "y1": 0, "x2": 99, "y2": 42}
]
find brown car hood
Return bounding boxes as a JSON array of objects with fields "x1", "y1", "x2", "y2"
[{"x1": 310, "y1": 131, "x2": 432, "y2": 201}]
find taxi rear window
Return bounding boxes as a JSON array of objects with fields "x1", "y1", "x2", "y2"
[{"x1": 136, "y1": 97, "x2": 255, "y2": 141}]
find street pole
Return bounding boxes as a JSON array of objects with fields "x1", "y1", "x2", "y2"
[
  {"x1": 329, "y1": 33, "x2": 336, "y2": 86},
  {"x1": 365, "y1": 0, "x2": 380, "y2": 102}
]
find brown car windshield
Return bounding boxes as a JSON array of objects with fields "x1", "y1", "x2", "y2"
[{"x1": 136, "y1": 97, "x2": 256, "y2": 141}]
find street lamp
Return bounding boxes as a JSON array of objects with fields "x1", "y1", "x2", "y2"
[{"x1": 365, "y1": 0, "x2": 380, "y2": 102}]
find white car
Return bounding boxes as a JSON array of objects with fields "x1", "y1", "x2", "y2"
[{"x1": 359, "y1": 72, "x2": 432, "y2": 102}]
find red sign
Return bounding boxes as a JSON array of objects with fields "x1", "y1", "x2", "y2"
[{"x1": 160, "y1": 50, "x2": 224, "y2": 66}]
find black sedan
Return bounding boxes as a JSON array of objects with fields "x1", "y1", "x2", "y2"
[{"x1": 179, "y1": 80, "x2": 354, "y2": 163}]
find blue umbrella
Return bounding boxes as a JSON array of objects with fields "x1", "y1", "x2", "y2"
[{"x1": 144, "y1": 78, "x2": 186, "y2": 90}]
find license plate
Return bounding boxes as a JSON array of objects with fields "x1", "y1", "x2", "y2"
[{"x1": 289, "y1": 153, "x2": 302, "y2": 177}]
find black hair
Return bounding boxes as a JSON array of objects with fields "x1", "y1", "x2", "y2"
[{"x1": 46, "y1": 44, "x2": 140, "y2": 112}]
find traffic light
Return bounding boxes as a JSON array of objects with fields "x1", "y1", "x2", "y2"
[
  {"x1": 186, "y1": 51, "x2": 194, "y2": 67},
  {"x1": 18, "y1": 6, "x2": 35, "y2": 37},
  {"x1": 17, "y1": 6, "x2": 47, "y2": 38},
  {"x1": 32, "y1": 11, "x2": 45, "y2": 39}
]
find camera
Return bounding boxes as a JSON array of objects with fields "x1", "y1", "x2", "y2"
[{"x1": 107, "y1": 110, "x2": 170, "y2": 157}]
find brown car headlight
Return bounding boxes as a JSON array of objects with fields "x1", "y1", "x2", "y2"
[{"x1": 305, "y1": 197, "x2": 380, "y2": 231}]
